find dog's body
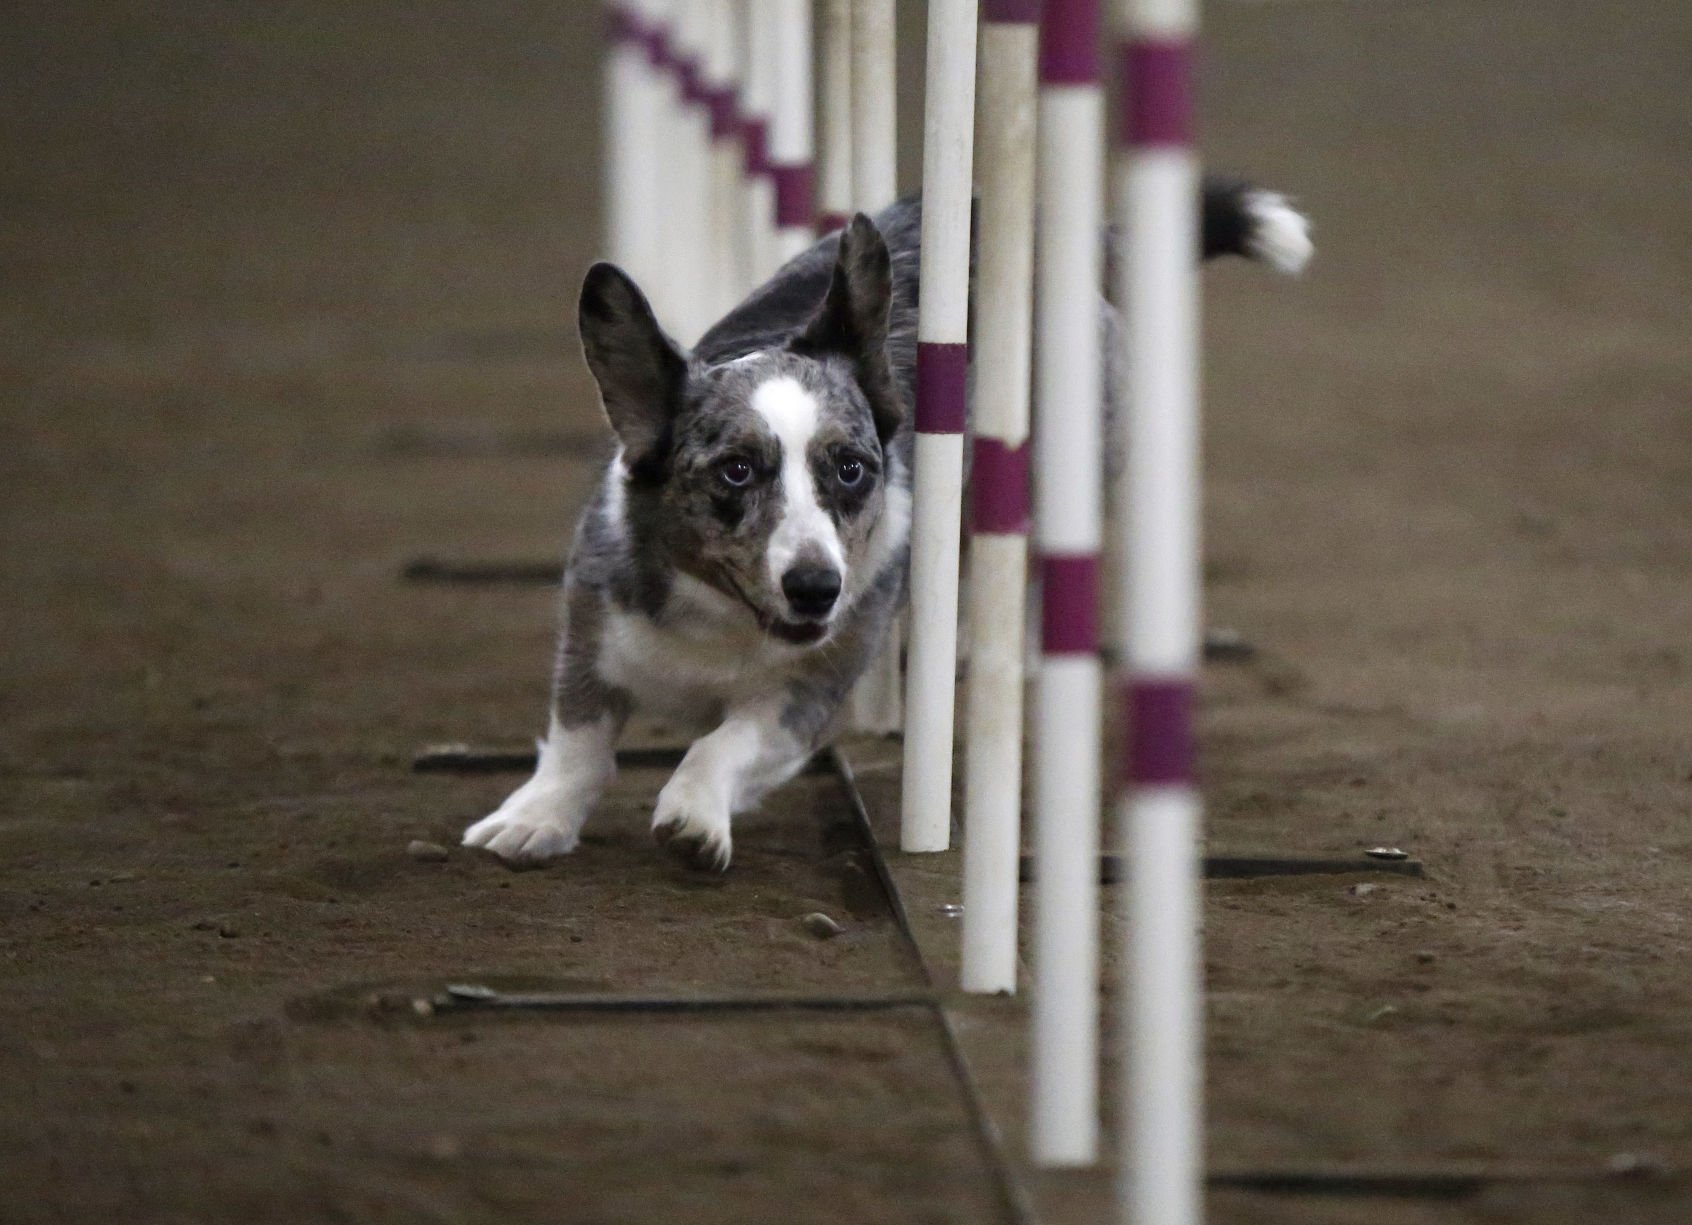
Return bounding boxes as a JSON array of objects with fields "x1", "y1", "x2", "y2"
[{"x1": 464, "y1": 184, "x2": 1310, "y2": 871}]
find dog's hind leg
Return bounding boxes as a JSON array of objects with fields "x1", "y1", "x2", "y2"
[{"x1": 463, "y1": 585, "x2": 628, "y2": 865}]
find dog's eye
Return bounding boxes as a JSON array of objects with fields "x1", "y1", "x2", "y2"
[
  {"x1": 836, "y1": 458, "x2": 865, "y2": 487},
  {"x1": 719, "y1": 457, "x2": 754, "y2": 488}
]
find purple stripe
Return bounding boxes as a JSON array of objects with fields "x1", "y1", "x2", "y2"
[
  {"x1": 607, "y1": 5, "x2": 644, "y2": 46},
  {"x1": 677, "y1": 56, "x2": 709, "y2": 106},
  {"x1": 742, "y1": 118, "x2": 770, "y2": 177},
  {"x1": 815, "y1": 210, "x2": 851, "y2": 235},
  {"x1": 1040, "y1": 554, "x2": 1098, "y2": 654},
  {"x1": 1040, "y1": 0, "x2": 1099, "y2": 84},
  {"x1": 771, "y1": 163, "x2": 815, "y2": 227},
  {"x1": 1124, "y1": 678, "x2": 1195, "y2": 785},
  {"x1": 915, "y1": 343, "x2": 968, "y2": 434},
  {"x1": 1120, "y1": 40, "x2": 1193, "y2": 147},
  {"x1": 706, "y1": 87, "x2": 739, "y2": 140},
  {"x1": 982, "y1": 0, "x2": 1040, "y2": 22},
  {"x1": 642, "y1": 22, "x2": 674, "y2": 71},
  {"x1": 971, "y1": 438, "x2": 1030, "y2": 535}
]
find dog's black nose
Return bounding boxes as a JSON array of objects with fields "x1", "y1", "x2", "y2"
[{"x1": 781, "y1": 566, "x2": 842, "y2": 618}]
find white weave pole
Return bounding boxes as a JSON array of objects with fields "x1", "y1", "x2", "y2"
[
  {"x1": 849, "y1": 0, "x2": 898, "y2": 210},
  {"x1": 766, "y1": 0, "x2": 814, "y2": 265},
  {"x1": 604, "y1": 3, "x2": 659, "y2": 287},
  {"x1": 900, "y1": 0, "x2": 979, "y2": 853},
  {"x1": 667, "y1": 0, "x2": 717, "y2": 341},
  {"x1": 1115, "y1": 0, "x2": 1204, "y2": 1220},
  {"x1": 738, "y1": 1, "x2": 779, "y2": 282},
  {"x1": 815, "y1": 0, "x2": 854, "y2": 234},
  {"x1": 1030, "y1": 0, "x2": 1105, "y2": 1165},
  {"x1": 700, "y1": 0, "x2": 751, "y2": 313},
  {"x1": 845, "y1": 0, "x2": 904, "y2": 737},
  {"x1": 624, "y1": 0, "x2": 684, "y2": 320},
  {"x1": 960, "y1": 1, "x2": 1038, "y2": 996}
]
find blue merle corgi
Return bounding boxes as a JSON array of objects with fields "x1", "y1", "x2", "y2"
[{"x1": 464, "y1": 182, "x2": 1310, "y2": 871}]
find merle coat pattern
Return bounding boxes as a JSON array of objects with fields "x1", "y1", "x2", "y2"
[{"x1": 464, "y1": 185, "x2": 1308, "y2": 871}]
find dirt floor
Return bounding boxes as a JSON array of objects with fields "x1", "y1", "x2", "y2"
[{"x1": 4, "y1": 1, "x2": 1691, "y2": 1222}]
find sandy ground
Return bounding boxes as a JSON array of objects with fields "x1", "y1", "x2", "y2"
[{"x1": 3, "y1": 1, "x2": 1691, "y2": 1222}]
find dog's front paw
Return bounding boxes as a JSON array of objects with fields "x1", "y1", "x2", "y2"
[
  {"x1": 463, "y1": 785, "x2": 580, "y2": 866},
  {"x1": 651, "y1": 778, "x2": 732, "y2": 873}
]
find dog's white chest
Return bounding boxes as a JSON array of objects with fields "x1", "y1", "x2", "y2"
[{"x1": 598, "y1": 582, "x2": 799, "y2": 726}]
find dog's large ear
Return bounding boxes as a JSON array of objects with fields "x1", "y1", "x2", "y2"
[
  {"x1": 791, "y1": 215, "x2": 903, "y2": 443},
  {"x1": 579, "y1": 262, "x2": 688, "y2": 473}
]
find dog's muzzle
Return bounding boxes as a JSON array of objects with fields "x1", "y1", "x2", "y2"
[
  {"x1": 765, "y1": 565, "x2": 841, "y2": 645},
  {"x1": 780, "y1": 565, "x2": 841, "y2": 620}
]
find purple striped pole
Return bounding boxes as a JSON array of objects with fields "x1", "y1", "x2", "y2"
[
  {"x1": 603, "y1": 3, "x2": 661, "y2": 288},
  {"x1": 738, "y1": 0, "x2": 778, "y2": 280},
  {"x1": 901, "y1": 0, "x2": 979, "y2": 853},
  {"x1": 1115, "y1": 0, "x2": 1203, "y2": 1221},
  {"x1": 700, "y1": 0, "x2": 752, "y2": 311},
  {"x1": 850, "y1": 0, "x2": 897, "y2": 212},
  {"x1": 617, "y1": 0, "x2": 688, "y2": 322},
  {"x1": 815, "y1": 0, "x2": 853, "y2": 236},
  {"x1": 766, "y1": 0, "x2": 815, "y2": 264},
  {"x1": 1030, "y1": 0, "x2": 1106, "y2": 1166},
  {"x1": 960, "y1": 0, "x2": 1039, "y2": 996},
  {"x1": 664, "y1": 1, "x2": 716, "y2": 340},
  {"x1": 845, "y1": 0, "x2": 903, "y2": 736}
]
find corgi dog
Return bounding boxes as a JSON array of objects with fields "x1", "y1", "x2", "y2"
[{"x1": 464, "y1": 184, "x2": 1310, "y2": 871}]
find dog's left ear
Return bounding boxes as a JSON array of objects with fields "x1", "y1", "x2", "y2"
[
  {"x1": 791, "y1": 214, "x2": 903, "y2": 443},
  {"x1": 579, "y1": 262, "x2": 688, "y2": 473}
]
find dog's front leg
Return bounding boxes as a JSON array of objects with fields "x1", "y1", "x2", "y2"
[
  {"x1": 462, "y1": 711, "x2": 621, "y2": 863},
  {"x1": 651, "y1": 696, "x2": 815, "y2": 872},
  {"x1": 463, "y1": 586, "x2": 627, "y2": 865}
]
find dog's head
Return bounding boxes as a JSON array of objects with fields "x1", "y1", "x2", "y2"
[{"x1": 579, "y1": 215, "x2": 906, "y2": 646}]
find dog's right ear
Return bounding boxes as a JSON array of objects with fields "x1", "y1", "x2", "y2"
[{"x1": 579, "y1": 262, "x2": 688, "y2": 473}]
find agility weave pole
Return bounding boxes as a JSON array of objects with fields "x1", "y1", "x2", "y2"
[
  {"x1": 606, "y1": 1, "x2": 824, "y2": 331},
  {"x1": 666, "y1": 1, "x2": 716, "y2": 340},
  {"x1": 814, "y1": 0, "x2": 854, "y2": 235},
  {"x1": 901, "y1": 0, "x2": 980, "y2": 854},
  {"x1": 848, "y1": 0, "x2": 898, "y2": 216},
  {"x1": 1116, "y1": 0, "x2": 1206, "y2": 1219},
  {"x1": 843, "y1": 0, "x2": 905, "y2": 737},
  {"x1": 959, "y1": 0, "x2": 1037, "y2": 996},
  {"x1": 607, "y1": 0, "x2": 893, "y2": 733},
  {"x1": 732, "y1": 1, "x2": 776, "y2": 285},
  {"x1": 700, "y1": 0, "x2": 751, "y2": 319},
  {"x1": 765, "y1": 0, "x2": 815, "y2": 265},
  {"x1": 1031, "y1": 0, "x2": 1109, "y2": 1167},
  {"x1": 604, "y1": 1, "x2": 710, "y2": 337},
  {"x1": 603, "y1": 1, "x2": 662, "y2": 294}
]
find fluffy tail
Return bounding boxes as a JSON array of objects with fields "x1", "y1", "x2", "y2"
[{"x1": 1201, "y1": 177, "x2": 1313, "y2": 274}]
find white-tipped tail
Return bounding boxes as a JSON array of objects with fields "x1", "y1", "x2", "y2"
[{"x1": 1242, "y1": 190, "x2": 1314, "y2": 276}]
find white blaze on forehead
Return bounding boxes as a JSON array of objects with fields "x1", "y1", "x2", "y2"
[{"x1": 751, "y1": 375, "x2": 845, "y2": 592}]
